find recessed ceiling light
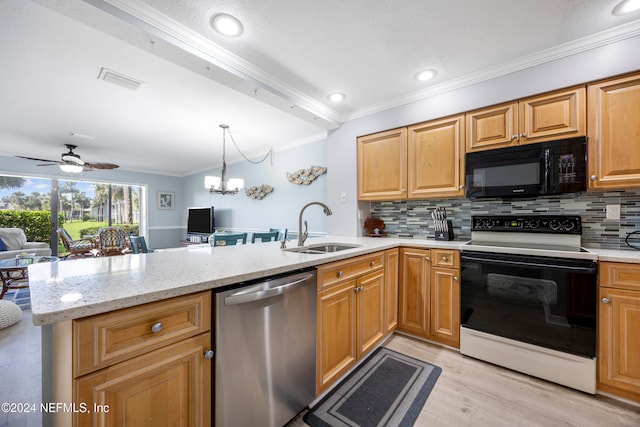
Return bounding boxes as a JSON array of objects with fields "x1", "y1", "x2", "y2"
[
  {"x1": 416, "y1": 69, "x2": 438, "y2": 81},
  {"x1": 613, "y1": 0, "x2": 640, "y2": 15},
  {"x1": 327, "y1": 92, "x2": 346, "y2": 102},
  {"x1": 211, "y1": 13, "x2": 244, "y2": 37}
]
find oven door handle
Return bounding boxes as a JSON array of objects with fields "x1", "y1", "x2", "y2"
[{"x1": 461, "y1": 255, "x2": 597, "y2": 274}]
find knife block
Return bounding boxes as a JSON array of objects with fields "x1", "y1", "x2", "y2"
[{"x1": 435, "y1": 220, "x2": 454, "y2": 241}]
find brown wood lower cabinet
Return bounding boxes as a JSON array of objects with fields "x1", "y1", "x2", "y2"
[
  {"x1": 598, "y1": 262, "x2": 640, "y2": 403},
  {"x1": 398, "y1": 247, "x2": 460, "y2": 348},
  {"x1": 67, "y1": 291, "x2": 213, "y2": 426},
  {"x1": 75, "y1": 333, "x2": 211, "y2": 426},
  {"x1": 315, "y1": 251, "x2": 390, "y2": 394}
]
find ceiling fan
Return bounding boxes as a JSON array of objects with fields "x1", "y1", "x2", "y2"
[{"x1": 17, "y1": 144, "x2": 119, "y2": 172}]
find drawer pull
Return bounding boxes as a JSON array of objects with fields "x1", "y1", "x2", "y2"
[
  {"x1": 442, "y1": 256, "x2": 447, "y2": 262},
  {"x1": 370, "y1": 261, "x2": 375, "y2": 267},
  {"x1": 204, "y1": 350, "x2": 214, "y2": 360},
  {"x1": 151, "y1": 322, "x2": 163, "y2": 334},
  {"x1": 336, "y1": 270, "x2": 344, "y2": 278},
  {"x1": 601, "y1": 297, "x2": 610, "y2": 304}
]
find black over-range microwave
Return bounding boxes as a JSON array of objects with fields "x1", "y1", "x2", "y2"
[{"x1": 464, "y1": 136, "x2": 587, "y2": 199}]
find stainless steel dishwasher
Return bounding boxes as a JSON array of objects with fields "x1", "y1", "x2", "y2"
[{"x1": 214, "y1": 269, "x2": 317, "y2": 427}]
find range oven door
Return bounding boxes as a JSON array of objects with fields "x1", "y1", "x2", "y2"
[{"x1": 460, "y1": 251, "x2": 597, "y2": 358}]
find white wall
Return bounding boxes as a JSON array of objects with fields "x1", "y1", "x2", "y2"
[
  {"x1": 326, "y1": 34, "x2": 640, "y2": 236},
  {"x1": 182, "y1": 138, "x2": 328, "y2": 238}
]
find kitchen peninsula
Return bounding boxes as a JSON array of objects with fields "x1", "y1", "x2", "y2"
[{"x1": 28, "y1": 236, "x2": 638, "y2": 426}]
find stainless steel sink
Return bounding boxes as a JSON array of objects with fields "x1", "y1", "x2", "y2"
[{"x1": 284, "y1": 243, "x2": 361, "y2": 254}]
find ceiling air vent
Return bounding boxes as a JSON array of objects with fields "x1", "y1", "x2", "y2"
[{"x1": 97, "y1": 68, "x2": 144, "y2": 91}]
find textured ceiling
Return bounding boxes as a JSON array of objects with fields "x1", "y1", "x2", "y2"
[{"x1": 0, "y1": 0, "x2": 639, "y2": 176}]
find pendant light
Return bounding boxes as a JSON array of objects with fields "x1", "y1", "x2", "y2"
[{"x1": 205, "y1": 124, "x2": 244, "y2": 195}]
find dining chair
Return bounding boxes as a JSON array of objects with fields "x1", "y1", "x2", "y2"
[
  {"x1": 212, "y1": 233, "x2": 247, "y2": 246},
  {"x1": 269, "y1": 228, "x2": 288, "y2": 241},
  {"x1": 251, "y1": 231, "x2": 279, "y2": 243},
  {"x1": 96, "y1": 227, "x2": 131, "y2": 256},
  {"x1": 129, "y1": 236, "x2": 151, "y2": 254},
  {"x1": 57, "y1": 228, "x2": 97, "y2": 258}
]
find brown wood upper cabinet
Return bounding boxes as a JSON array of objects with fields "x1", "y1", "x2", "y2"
[
  {"x1": 466, "y1": 86, "x2": 586, "y2": 152},
  {"x1": 587, "y1": 72, "x2": 640, "y2": 190},
  {"x1": 357, "y1": 127, "x2": 407, "y2": 200},
  {"x1": 357, "y1": 114, "x2": 465, "y2": 201}
]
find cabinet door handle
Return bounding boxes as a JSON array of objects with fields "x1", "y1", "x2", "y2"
[
  {"x1": 601, "y1": 297, "x2": 610, "y2": 304},
  {"x1": 204, "y1": 350, "x2": 214, "y2": 360},
  {"x1": 402, "y1": 188, "x2": 407, "y2": 193},
  {"x1": 151, "y1": 322, "x2": 163, "y2": 334},
  {"x1": 425, "y1": 256, "x2": 430, "y2": 262},
  {"x1": 590, "y1": 175, "x2": 597, "y2": 181},
  {"x1": 520, "y1": 132, "x2": 527, "y2": 138},
  {"x1": 511, "y1": 134, "x2": 518, "y2": 140},
  {"x1": 336, "y1": 270, "x2": 343, "y2": 278},
  {"x1": 354, "y1": 286, "x2": 363, "y2": 292},
  {"x1": 453, "y1": 276, "x2": 458, "y2": 281}
]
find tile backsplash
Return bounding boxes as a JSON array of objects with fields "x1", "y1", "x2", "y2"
[{"x1": 370, "y1": 190, "x2": 640, "y2": 250}]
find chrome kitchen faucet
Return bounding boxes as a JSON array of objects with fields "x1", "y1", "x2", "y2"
[{"x1": 297, "y1": 202, "x2": 332, "y2": 246}]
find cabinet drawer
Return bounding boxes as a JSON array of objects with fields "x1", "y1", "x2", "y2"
[
  {"x1": 431, "y1": 249, "x2": 460, "y2": 269},
  {"x1": 317, "y1": 252, "x2": 385, "y2": 291},
  {"x1": 74, "y1": 291, "x2": 211, "y2": 377},
  {"x1": 600, "y1": 262, "x2": 640, "y2": 291}
]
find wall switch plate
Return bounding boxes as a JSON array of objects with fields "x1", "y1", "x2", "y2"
[
  {"x1": 606, "y1": 204, "x2": 621, "y2": 220},
  {"x1": 340, "y1": 192, "x2": 347, "y2": 203}
]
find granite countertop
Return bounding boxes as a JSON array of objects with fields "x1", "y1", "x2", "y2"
[
  {"x1": 28, "y1": 236, "x2": 462, "y2": 326},
  {"x1": 27, "y1": 235, "x2": 640, "y2": 326}
]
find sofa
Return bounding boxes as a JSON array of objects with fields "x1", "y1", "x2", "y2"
[{"x1": 0, "y1": 228, "x2": 52, "y2": 260}]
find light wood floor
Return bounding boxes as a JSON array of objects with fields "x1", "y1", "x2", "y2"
[
  {"x1": 0, "y1": 311, "x2": 42, "y2": 427},
  {"x1": 294, "y1": 333, "x2": 640, "y2": 427},
  {"x1": 2, "y1": 314, "x2": 639, "y2": 427}
]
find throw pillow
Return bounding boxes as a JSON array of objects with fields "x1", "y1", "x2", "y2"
[{"x1": 0, "y1": 238, "x2": 7, "y2": 252}]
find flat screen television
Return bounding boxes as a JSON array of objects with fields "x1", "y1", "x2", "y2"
[{"x1": 187, "y1": 207, "x2": 214, "y2": 235}]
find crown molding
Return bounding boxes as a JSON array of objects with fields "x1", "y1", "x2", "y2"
[
  {"x1": 84, "y1": 0, "x2": 640, "y2": 128},
  {"x1": 84, "y1": 0, "x2": 342, "y2": 126},
  {"x1": 343, "y1": 19, "x2": 640, "y2": 122}
]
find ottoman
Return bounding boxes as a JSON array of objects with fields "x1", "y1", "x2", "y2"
[{"x1": 0, "y1": 300, "x2": 22, "y2": 329}]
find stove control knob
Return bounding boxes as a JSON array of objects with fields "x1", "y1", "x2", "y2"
[
  {"x1": 549, "y1": 220, "x2": 561, "y2": 231},
  {"x1": 485, "y1": 219, "x2": 495, "y2": 229},
  {"x1": 525, "y1": 220, "x2": 540, "y2": 229},
  {"x1": 562, "y1": 220, "x2": 575, "y2": 231}
]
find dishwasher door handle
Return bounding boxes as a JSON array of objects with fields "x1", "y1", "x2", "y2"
[{"x1": 224, "y1": 273, "x2": 315, "y2": 305}]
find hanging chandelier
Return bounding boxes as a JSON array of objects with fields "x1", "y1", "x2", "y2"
[{"x1": 204, "y1": 124, "x2": 245, "y2": 195}]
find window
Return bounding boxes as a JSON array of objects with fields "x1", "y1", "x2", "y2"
[{"x1": 0, "y1": 174, "x2": 144, "y2": 256}]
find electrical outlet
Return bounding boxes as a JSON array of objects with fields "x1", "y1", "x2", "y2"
[{"x1": 606, "y1": 204, "x2": 621, "y2": 220}]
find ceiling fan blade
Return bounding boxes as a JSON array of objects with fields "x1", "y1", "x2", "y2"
[
  {"x1": 84, "y1": 162, "x2": 120, "y2": 170},
  {"x1": 16, "y1": 155, "x2": 62, "y2": 164}
]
